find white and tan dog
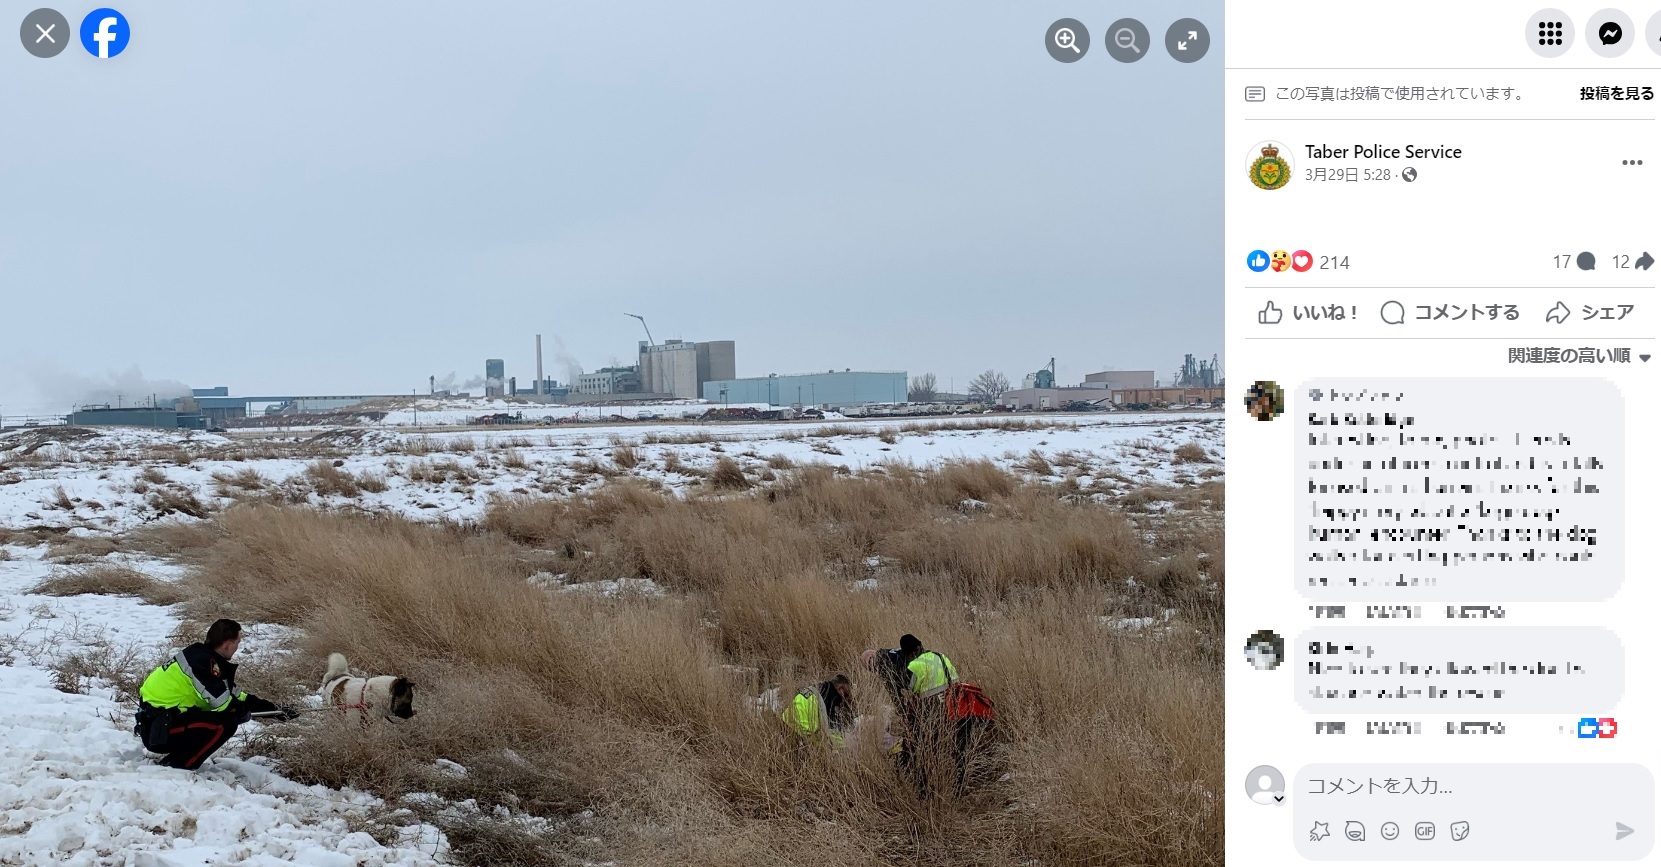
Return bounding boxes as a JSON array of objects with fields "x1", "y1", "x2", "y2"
[{"x1": 321, "y1": 653, "x2": 416, "y2": 723}]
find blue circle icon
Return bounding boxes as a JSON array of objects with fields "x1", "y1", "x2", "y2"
[
  {"x1": 1246, "y1": 249, "x2": 1271, "y2": 272},
  {"x1": 80, "y1": 8, "x2": 129, "y2": 58}
]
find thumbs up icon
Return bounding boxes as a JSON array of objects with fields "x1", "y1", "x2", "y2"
[{"x1": 1259, "y1": 301, "x2": 1284, "y2": 325}]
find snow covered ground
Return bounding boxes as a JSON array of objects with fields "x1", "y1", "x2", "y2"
[
  {"x1": 0, "y1": 411, "x2": 1220, "y2": 865},
  {"x1": 0, "y1": 544, "x2": 449, "y2": 866},
  {"x1": 0, "y1": 412, "x2": 1221, "y2": 533}
]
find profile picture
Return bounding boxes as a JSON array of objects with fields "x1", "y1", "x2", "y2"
[
  {"x1": 1246, "y1": 140, "x2": 1292, "y2": 190},
  {"x1": 1244, "y1": 381, "x2": 1285, "y2": 421},
  {"x1": 1244, "y1": 629, "x2": 1285, "y2": 670}
]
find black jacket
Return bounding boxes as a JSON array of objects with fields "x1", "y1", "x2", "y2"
[
  {"x1": 875, "y1": 648, "x2": 913, "y2": 708},
  {"x1": 818, "y1": 681, "x2": 855, "y2": 731}
]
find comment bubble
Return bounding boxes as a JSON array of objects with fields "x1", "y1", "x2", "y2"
[
  {"x1": 1294, "y1": 763, "x2": 1652, "y2": 860},
  {"x1": 1295, "y1": 626, "x2": 1622, "y2": 712},
  {"x1": 1295, "y1": 378, "x2": 1624, "y2": 601}
]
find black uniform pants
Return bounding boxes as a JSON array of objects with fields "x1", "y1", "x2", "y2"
[{"x1": 137, "y1": 706, "x2": 242, "y2": 770}]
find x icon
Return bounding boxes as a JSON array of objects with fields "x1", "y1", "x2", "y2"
[{"x1": 35, "y1": 23, "x2": 56, "y2": 44}]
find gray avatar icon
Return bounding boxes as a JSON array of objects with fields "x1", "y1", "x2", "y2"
[
  {"x1": 1245, "y1": 765, "x2": 1287, "y2": 806},
  {"x1": 1045, "y1": 19, "x2": 1089, "y2": 63},
  {"x1": 1576, "y1": 251, "x2": 1596, "y2": 270},
  {"x1": 20, "y1": 8, "x2": 70, "y2": 58}
]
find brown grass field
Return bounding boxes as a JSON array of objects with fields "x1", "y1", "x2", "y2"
[{"x1": 137, "y1": 459, "x2": 1221, "y2": 866}]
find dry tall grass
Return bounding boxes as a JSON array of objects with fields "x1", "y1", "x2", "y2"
[{"x1": 171, "y1": 463, "x2": 1221, "y2": 866}]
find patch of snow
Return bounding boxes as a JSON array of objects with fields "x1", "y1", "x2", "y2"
[{"x1": 558, "y1": 577, "x2": 664, "y2": 599}]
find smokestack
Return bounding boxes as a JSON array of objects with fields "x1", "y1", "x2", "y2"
[
  {"x1": 535, "y1": 335, "x2": 544, "y2": 395},
  {"x1": 429, "y1": 375, "x2": 435, "y2": 395}
]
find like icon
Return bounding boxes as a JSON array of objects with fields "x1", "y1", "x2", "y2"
[{"x1": 1246, "y1": 249, "x2": 1270, "y2": 272}]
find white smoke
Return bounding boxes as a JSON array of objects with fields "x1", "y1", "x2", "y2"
[
  {"x1": 32, "y1": 364, "x2": 192, "y2": 409},
  {"x1": 552, "y1": 336, "x2": 583, "y2": 384}
]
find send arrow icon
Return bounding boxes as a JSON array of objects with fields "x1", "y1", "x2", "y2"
[{"x1": 1616, "y1": 822, "x2": 1634, "y2": 841}]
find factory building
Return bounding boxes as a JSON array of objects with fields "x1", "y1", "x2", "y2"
[
  {"x1": 69, "y1": 406, "x2": 206, "y2": 430},
  {"x1": 637, "y1": 340, "x2": 736, "y2": 400},
  {"x1": 484, "y1": 359, "x2": 506, "y2": 398},
  {"x1": 999, "y1": 369, "x2": 1159, "y2": 410},
  {"x1": 575, "y1": 366, "x2": 643, "y2": 395},
  {"x1": 702, "y1": 370, "x2": 906, "y2": 408}
]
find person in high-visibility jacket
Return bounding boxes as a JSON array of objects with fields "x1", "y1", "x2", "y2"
[
  {"x1": 781, "y1": 674, "x2": 855, "y2": 748},
  {"x1": 135, "y1": 619, "x2": 297, "y2": 769},
  {"x1": 889, "y1": 634, "x2": 968, "y2": 797}
]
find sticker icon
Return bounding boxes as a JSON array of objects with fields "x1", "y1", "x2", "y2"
[
  {"x1": 1345, "y1": 821, "x2": 1365, "y2": 842},
  {"x1": 1290, "y1": 250, "x2": 1313, "y2": 272},
  {"x1": 1248, "y1": 141, "x2": 1292, "y2": 190}
]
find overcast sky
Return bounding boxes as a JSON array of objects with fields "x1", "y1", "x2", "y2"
[{"x1": 0, "y1": 2, "x2": 1221, "y2": 415}]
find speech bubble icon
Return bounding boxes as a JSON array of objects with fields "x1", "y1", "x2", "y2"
[
  {"x1": 1380, "y1": 300, "x2": 1406, "y2": 325},
  {"x1": 1597, "y1": 21, "x2": 1622, "y2": 45}
]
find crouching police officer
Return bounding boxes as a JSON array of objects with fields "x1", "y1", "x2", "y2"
[{"x1": 135, "y1": 619, "x2": 297, "y2": 769}]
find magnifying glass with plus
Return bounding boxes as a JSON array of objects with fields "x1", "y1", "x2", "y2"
[
  {"x1": 1054, "y1": 27, "x2": 1080, "y2": 54},
  {"x1": 1115, "y1": 27, "x2": 1141, "y2": 54}
]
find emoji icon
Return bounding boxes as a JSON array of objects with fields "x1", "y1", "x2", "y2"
[
  {"x1": 1269, "y1": 250, "x2": 1292, "y2": 272},
  {"x1": 1247, "y1": 249, "x2": 1271, "y2": 272},
  {"x1": 1291, "y1": 250, "x2": 1313, "y2": 272},
  {"x1": 1381, "y1": 822, "x2": 1400, "y2": 840}
]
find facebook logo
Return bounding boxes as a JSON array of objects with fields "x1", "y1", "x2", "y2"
[{"x1": 80, "y1": 8, "x2": 130, "y2": 59}]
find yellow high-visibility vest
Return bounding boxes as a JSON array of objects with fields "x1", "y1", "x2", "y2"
[
  {"x1": 782, "y1": 687, "x2": 845, "y2": 748},
  {"x1": 906, "y1": 652, "x2": 956, "y2": 699}
]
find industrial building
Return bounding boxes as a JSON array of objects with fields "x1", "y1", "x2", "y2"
[
  {"x1": 485, "y1": 359, "x2": 506, "y2": 398},
  {"x1": 1000, "y1": 369, "x2": 1158, "y2": 410},
  {"x1": 176, "y1": 390, "x2": 408, "y2": 425},
  {"x1": 576, "y1": 366, "x2": 643, "y2": 395},
  {"x1": 69, "y1": 406, "x2": 206, "y2": 430},
  {"x1": 637, "y1": 340, "x2": 736, "y2": 400},
  {"x1": 702, "y1": 370, "x2": 906, "y2": 407}
]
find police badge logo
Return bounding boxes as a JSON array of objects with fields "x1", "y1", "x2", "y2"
[{"x1": 1248, "y1": 141, "x2": 1292, "y2": 190}]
